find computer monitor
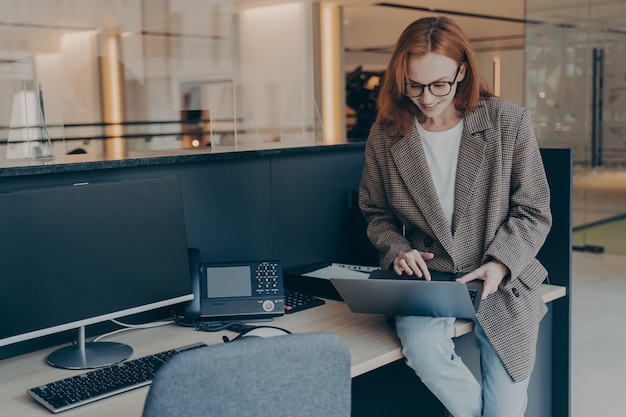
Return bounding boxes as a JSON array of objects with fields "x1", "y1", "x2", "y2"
[{"x1": 0, "y1": 176, "x2": 193, "y2": 369}]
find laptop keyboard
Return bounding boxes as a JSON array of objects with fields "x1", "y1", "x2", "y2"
[{"x1": 27, "y1": 342, "x2": 207, "y2": 413}]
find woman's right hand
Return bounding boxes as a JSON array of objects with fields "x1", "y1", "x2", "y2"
[{"x1": 392, "y1": 249, "x2": 435, "y2": 280}]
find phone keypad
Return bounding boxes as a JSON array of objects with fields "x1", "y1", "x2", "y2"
[{"x1": 255, "y1": 262, "x2": 281, "y2": 296}]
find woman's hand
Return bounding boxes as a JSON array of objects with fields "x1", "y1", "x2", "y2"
[
  {"x1": 456, "y1": 260, "x2": 509, "y2": 300},
  {"x1": 392, "y1": 250, "x2": 435, "y2": 280}
]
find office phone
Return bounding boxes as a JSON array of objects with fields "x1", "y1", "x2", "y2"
[{"x1": 183, "y1": 249, "x2": 285, "y2": 321}]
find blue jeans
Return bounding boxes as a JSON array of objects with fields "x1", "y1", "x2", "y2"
[{"x1": 394, "y1": 316, "x2": 529, "y2": 417}]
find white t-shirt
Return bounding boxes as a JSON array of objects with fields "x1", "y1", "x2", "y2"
[{"x1": 416, "y1": 119, "x2": 463, "y2": 229}]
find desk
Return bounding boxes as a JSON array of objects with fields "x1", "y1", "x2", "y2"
[{"x1": 0, "y1": 284, "x2": 565, "y2": 417}]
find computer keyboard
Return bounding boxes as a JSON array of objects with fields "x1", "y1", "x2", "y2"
[
  {"x1": 27, "y1": 342, "x2": 207, "y2": 413},
  {"x1": 284, "y1": 289, "x2": 325, "y2": 314}
]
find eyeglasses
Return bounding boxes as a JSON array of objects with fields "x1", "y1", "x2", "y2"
[{"x1": 404, "y1": 65, "x2": 462, "y2": 98}]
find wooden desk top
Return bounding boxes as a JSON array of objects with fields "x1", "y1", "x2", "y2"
[{"x1": 0, "y1": 284, "x2": 565, "y2": 417}]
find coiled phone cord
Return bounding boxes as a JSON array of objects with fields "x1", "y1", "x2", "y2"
[{"x1": 172, "y1": 312, "x2": 256, "y2": 333}]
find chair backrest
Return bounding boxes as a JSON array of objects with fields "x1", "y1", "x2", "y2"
[{"x1": 142, "y1": 332, "x2": 352, "y2": 417}]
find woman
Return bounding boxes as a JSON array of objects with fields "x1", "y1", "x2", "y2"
[{"x1": 359, "y1": 16, "x2": 552, "y2": 417}]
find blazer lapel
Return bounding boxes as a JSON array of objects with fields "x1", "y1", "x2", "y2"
[
  {"x1": 452, "y1": 103, "x2": 491, "y2": 234},
  {"x1": 391, "y1": 126, "x2": 454, "y2": 254}
]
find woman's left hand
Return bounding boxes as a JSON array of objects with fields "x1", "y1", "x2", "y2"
[{"x1": 456, "y1": 260, "x2": 509, "y2": 300}]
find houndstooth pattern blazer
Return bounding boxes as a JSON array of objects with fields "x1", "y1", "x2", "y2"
[{"x1": 359, "y1": 97, "x2": 552, "y2": 382}]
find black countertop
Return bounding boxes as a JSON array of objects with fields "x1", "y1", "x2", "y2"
[{"x1": 0, "y1": 142, "x2": 366, "y2": 178}]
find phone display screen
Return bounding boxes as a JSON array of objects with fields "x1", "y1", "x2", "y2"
[{"x1": 205, "y1": 266, "x2": 252, "y2": 298}]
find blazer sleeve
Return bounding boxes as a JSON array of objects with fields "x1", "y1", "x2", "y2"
[
  {"x1": 483, "y1": 107, "x2": 552, "y2": 288},
  {"x1": 359, "y1": 127, "x2": 413, "y2": 269}
]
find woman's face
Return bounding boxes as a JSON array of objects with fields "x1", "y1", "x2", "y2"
[{"x1": 405, "y1": 52, "x2": 465, "y2": 122}]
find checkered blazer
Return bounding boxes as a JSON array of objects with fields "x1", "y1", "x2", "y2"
[{"x1": 359, "y1": 97, "x2": 552, "y2": 382}]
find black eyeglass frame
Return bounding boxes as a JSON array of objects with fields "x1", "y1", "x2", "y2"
[{"x1": 403, "y1": 65, "x2": 462, "y2": 99}]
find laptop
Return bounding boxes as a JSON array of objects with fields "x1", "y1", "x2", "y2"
[{"x1": 330, "y1": 270, "x2": 482, "y2": 319}]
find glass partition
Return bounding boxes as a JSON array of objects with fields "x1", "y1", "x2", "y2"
[
  {"x1": 0, "y1": 0, "x2": 320, "y2": 166},
  {"x1": 526, "y1": 1, "x2": 626, "y2": 255}
]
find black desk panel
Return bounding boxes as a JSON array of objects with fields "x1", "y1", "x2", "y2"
[{"x1": 270, "y1": 150, "x2": 366, "y2": 269}]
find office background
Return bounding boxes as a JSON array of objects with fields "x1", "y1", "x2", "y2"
[
  {"x1": 0, "y1": 0, "x2": 624, "y2": 252},
  {"x1": 0, "y1": 1, "x2": 624, "y2": 415}
]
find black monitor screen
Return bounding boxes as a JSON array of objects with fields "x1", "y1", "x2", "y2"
[{"x1": 0, "y1": 176, "x2": 192, "y2": 347}]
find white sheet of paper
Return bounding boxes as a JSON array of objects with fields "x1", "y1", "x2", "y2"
[{"x1": 302, "y1": 264, "x2": 376, "y2": 280}]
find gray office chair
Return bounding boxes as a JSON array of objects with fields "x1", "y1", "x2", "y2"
[{"x1": 142, "y1": 332, "x2": 352, "y2": 417}]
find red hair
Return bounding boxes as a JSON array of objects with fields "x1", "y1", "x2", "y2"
[{"x1": 376, "y1": 16, "x2": 492, "y2": 135}]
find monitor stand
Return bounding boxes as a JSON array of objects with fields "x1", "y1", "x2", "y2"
[{"x1": 46, "y1": 326, "x2": 133, "y2": 370}]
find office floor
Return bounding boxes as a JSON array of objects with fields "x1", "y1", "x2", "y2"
[{"x1": 571, "y1": 250, "x2": 626, "y2": 416}]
